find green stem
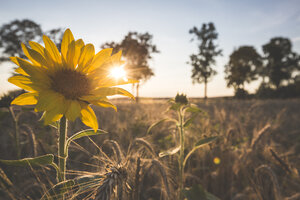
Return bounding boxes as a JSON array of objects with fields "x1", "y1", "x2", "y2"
[
  {"x1": 58, "y1": 116, "x2": 67, "y2": 183},
  {"x1": 178, "y1": 108, "x2": 185, "y2": 200}
]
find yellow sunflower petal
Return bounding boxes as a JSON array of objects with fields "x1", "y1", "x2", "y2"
[
  {"x1": 10, "y1": 57, "x2": 20, "y2": 66},
  {"x1": 80, "y1": 103, "x2": 98, "y2": 132},
  {"x1": 8, "y1": 76, "x2": 35, "y2": 92},
  {"x1": 77, "y1": 44, "x2": 95, "y2": 72},
  {"x1": 61, "y1": 29, "x2": 75, "y2": 61},
  {"x1": 29, "y1": 41, "x2": 45, "y2": 55},
  {"x1": 43, "y1": 35, "x2": 61, "y2": 64},
  {"x1": 90, "y1": 99, "x2": 117, "y2": 111},
  {"x1": 111, "y1": 50, "x2": 122, "y2": 62},
  {"x1": 25, "y1": 46, "x2": 49, "y2": 66},
  {"x1": 91, "y1": 50, "x2": 123, "y2": 74},
  {"x1": 35, "y1": 91, "x2": 65, "y2": 112},
  {"x1": 73, "y1": 39, "x2": 85, "y2": 66},
  {"x1": 43, "y1": 48, "x2": 55, "y2": 68},
  {"x1": 11, "y1": 57, "x2": 28, "y2": 76},
  {"x1": 15, "y1": 67, "x2": 28, "y2": 76},
  {"x1": 65, "y1": 100, "x2": 81, "y2": 121},
  {"x1": 86, "y1": 48, "x2": 112, "y2": 73},
  {"x1": 90, "y1": 87, "x2": 135, "y2": 99},
  {"x1": 11, "y1": 92, "x2": 37, "y2": 105},
  {"x1": 16, "y1": 58, "x2": 50, "y2": 86},
  {"x1": 96, "y1": 77, "x2": 139, "y2": 88},
  {"x1": 66, "y1": 40, "x2": 76, "y2": 69},
  {"x1": 41, "y1": 111, "x2": 63, "y2": 125},
  {"x1": 21, "y1": 43, "x2": 40, "y2": 66}
]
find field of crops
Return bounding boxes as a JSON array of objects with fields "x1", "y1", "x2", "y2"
[{"x1": 0, "y1": 98, "x2": 300, "y2": 200}]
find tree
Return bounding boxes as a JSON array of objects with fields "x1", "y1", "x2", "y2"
[
  {"x1": 262, "y1": 37, "x2": 300, "y2": 89},
  {"x1": 189, "y1": 22, "x2": 222, "y2": 99},
  {"x1": 225, "y1": 46, "x2": 262, "y2": 92},
  {"x1": 0, "y1": 19, "x2": 42, "y2": 62},
  {"x1": 101, "y1": 31, "x2": 159, "y2": 101},
  {"x1": 0, "y1": 19, "x2": 63, "y2": 63}
]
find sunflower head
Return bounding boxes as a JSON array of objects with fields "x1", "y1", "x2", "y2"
[
  {"x1": 175, "y1": 93, "x2": 188, "y2": 105},
  {"x1": 8, "y1": 29, "x2": 138, "y2": 131}
]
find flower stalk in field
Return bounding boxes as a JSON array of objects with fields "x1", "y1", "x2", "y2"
[
  {"x1": 147, "y1": 93, "x2": 217, "y2": 200},
  {"x1": 0, "y1": 94, "x2": 21, "y2": 158},
  {"x1": 2, "y1": 28, "x2": 137, "y2": 198}
]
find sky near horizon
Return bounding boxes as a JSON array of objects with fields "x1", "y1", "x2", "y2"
[{"x1": 0, "y1": 0, "x2": 300, "y2": 97}]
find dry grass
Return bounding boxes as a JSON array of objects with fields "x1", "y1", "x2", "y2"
[{"x1": 0, "y1": 98, "x2": 299, "y2": 199}]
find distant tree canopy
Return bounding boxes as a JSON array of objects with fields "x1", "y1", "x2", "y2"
[
  {"x1": 189, "y1": 22, "x2": 222, "y2": 99},
  {"x1": 101, "y1": 31, "x2": 159, "y2": 99},
  {"x1": 0, "y1": 19, "x2": 63, "y2": 63},
  {"x1": 225, "y1": 46, "x2": 262, "y2": 91},
  {"x1": 262, "y1": 37, "x2": 300, "y2": 89}
]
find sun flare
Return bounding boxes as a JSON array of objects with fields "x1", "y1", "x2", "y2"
[{"x1": 110, "y1": 65, "x2": 127, "y2": 80}]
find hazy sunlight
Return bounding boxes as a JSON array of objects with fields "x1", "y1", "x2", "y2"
[{"x1": 110, "y1": 65, "x2": 127, "y2": 80}]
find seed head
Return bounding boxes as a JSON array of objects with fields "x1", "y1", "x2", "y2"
[{"x1": 175, "y1": 93, "x2": 188, "y2": 105}]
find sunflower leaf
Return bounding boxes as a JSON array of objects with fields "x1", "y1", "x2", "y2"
[
  {"x1": 194, "y1": 136, "x2": 218, "y2": 147},
  {"x1": 183, "y1": 114, "x2": 198, "y2": 128},
  {"x1": 0, "y1": 154, "x2": 54, "y2": 167},
  {"x1": 66, "y1": 129, "x2": 108, "y2": 150},
  {"x1": 183, "y1": 136, "x2": 218, "y2": 169},
  {"x1": 147, "y1": 118, "x2": 178, "y2": 134},
  {"x1": 184, "y1": 104, "x2": 202, "y2": 113},
  {"x1": 159, "y1": 145, "x2": 181, "y2": 157}
]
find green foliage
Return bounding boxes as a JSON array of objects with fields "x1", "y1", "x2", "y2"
[
  {"x1": 183, "y1": 136, "x2": 218, "y2": 169},
  {"x1": 262, "y1": 37, "x2": 300, "y2": 89},
  {"x1": 256, "y1": 82, "x2": 300, "y2": 98},
  {"x1": 149, "y1": 94, "x2": 216, "y2": 200},
  {"x1": 67, "y1": 129, "x2": 107, "y2": 144},
  {"x1": 159, "y1": 145, "x2": 181, "y2": 157},
  {"x1": 147, "y1": 118, "x2": 178, "y2": 134},
  {"x1": 183, "y1": 114, "x2": 198, "y2": 128},
  {"x1": 65, "y1": 129, "x2": 108, "y2": 159},
  {"x1": 0, "y1": 154, "x2": 54, "y2": 167},
  {"x1": 225, "y1": 46, "x2": 262, "y2": 91},
  {"x1": 0, "y1": 19, "x2": 63, "y2": 63},
  {"x1": 0, "y1": 19, "x2": 42, "y2": 61},
  {"x1": 189, "y1": 22, "x2": 222, "y2": 98},
  {"x1": 234, "y1": 88, "x2": 250, "y2": 99},
  {"x1": 194, "y1": 136, "x2": 218, "y2": 146}
]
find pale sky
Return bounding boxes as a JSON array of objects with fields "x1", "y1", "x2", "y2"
[{"x1": 1, "y1": 0, "x2": 300, "y2": 97}]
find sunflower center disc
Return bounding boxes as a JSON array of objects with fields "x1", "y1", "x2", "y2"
[{"x1": 51, "y1": 69, "x2": 90, "y2": 99}]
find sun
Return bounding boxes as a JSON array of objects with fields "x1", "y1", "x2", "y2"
[{"x1": 110, "y1": 65, "x2": 127, "y2": 79}]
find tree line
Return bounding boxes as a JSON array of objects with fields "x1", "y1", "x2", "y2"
[{"x1": 1, "y1": 19, "x2": 299, "y2": 99}]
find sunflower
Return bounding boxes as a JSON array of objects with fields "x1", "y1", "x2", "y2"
[{"x1": 8, "y1": 29, "x2": 137, "y2": 131}]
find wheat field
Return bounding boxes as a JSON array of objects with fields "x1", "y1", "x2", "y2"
[{"x1": 0, "y1": 98, "x2": 299, "y2": 200}]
